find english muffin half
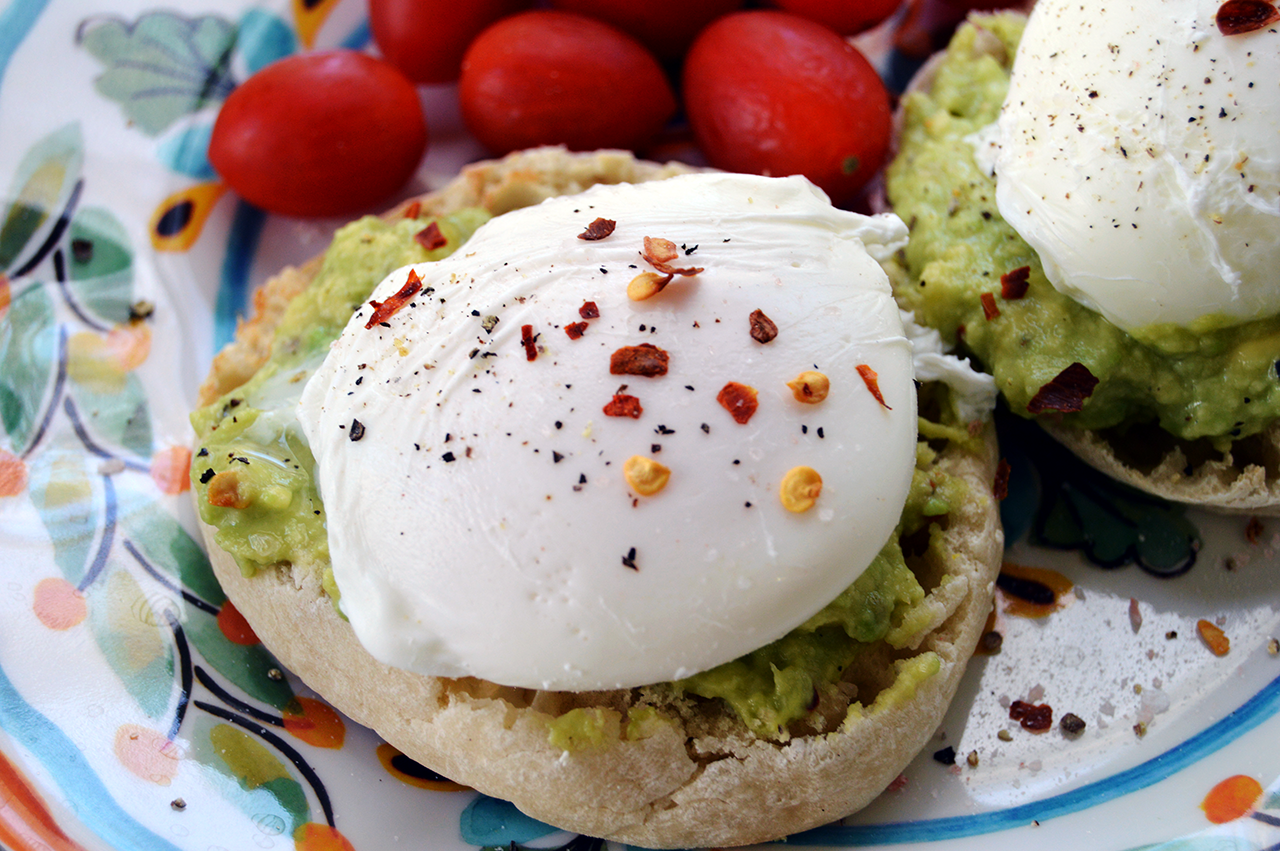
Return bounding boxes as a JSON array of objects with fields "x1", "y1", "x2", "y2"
[{"x1": 192, "y1": 147, "x2": 1004, "y2": 847}]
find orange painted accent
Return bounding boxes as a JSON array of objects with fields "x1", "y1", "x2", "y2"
[
  {"x1": 375, "y1": 743, "x2": 470, "y2": 792},
  {"x1": 997, "y1": 562, "x2": 1074, "y2": 618},
  {"x1": 0, "y1": 749, "x2": 90, "y2": 851},
  {"x1": 284, "y1": 698, "x2": 346, "y2": 749},
  {"x1": 1201, "y1": 774, "x2": 1263, "y2": 824},
  {"x1": 294, "y1": 822, "x2": 356, "y2": 851},
  {"x1": 113, "y1": 724, "x2": 181, "y2": 785},
  {"x1": 292, "y1": 0, "x2": 344, "y2": 48},
  {"x1": 32, "y1": 578, "x2": 87, "y2": 630},
  {"x1": 0, "y1": 448, "x2": 27, "y2": 497},
  {"x1": 150, "y1": 445, "x2": 193, "y2": 495},
  {"x1": 216, "y1": 600, "x2": 260, "y2": 645},
  {"x1": 106, "y1": 321, "x2": 151, "y2": 372},
  {"x1": 149, "y1": 181, "x2": 228, "y2": 252}
]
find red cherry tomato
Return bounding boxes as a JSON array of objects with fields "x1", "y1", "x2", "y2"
[
  {"x1": 682, "y1": 11, "x2": 891, "y2": 206},
  {"x1": 209, "y1": 50, "x2": 427, "y2": 218},
  {"x1": 771, "y1": 0, "x2": 905, "y2": 35},
  {"x1": 458, "y1": 11, "x2": 676, "y2": 156},
  {"x1": 369, "y1": 0, "x2": 532, "y2": 84},
  {"x1": 548, "y1": 0, "x2": 744, "y2": 62}
]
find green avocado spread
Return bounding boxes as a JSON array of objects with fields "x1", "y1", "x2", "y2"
[
  {"x1": 191, "y1": 203, "x2": 972, "y2": 743},
  {"x1": 886, "y1": 14, "x2": 1280, "y2": 448}
]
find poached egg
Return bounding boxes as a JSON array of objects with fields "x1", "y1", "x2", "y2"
[
  {"x1": 297, "y1": 173, "x2": 923, "y2": 691},
  {"x1": 992, "y1": 0, "x2": 1280, "y2": 338}
]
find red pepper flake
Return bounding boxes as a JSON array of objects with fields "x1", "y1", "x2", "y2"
[
  {"x1": 415, "y1": 221, "x2": 447, "y2": 251},
  {"x1": 364, "y1": 269, "x2": 423, "y2": 329},
  {"x1": 1216, "y1": 0, "x2": 1279, "y2": 34},
  {"x1": 642, "y1": 236, "x2": 703, "y2": 276},
  {"x1": 579, "y1": 301, "x2": 600, "y2": 319},
  {"x1": 748, "y1": 309, "x2": 778, "y2": 344},
  {"x1": 1245, "y1": 516, "x2": 1264, "y2": 544},
  {"x1": 856, "y1": 364, "x2": 892, "y2": 409},
  {"x1": 565, "y1": 321, "x2": 588, "y2": 340},
  {"x1": 402, "y1": 200, "x2": 422, "y2": 219},
  {"x1": 1009, "y1": 700, "x2": 1053, "y2": 732},
  {"x1": 980, "y1": 292, "x2": 1000, "y2": 320},
  {"x1": 1027, "y1": 362, "x2": 1099, "y2": 414},
  {"x1": 717, "y1": 382, "x2": 759, "y2": 424},
  {"x1": 610, "y1": 344, "x2": 669, "y2": 377},
  {"x1": 603, "y1": 393, "x2": 643, "y2": 418},
  {"x1": 1000, "y1": 266, "x2": 1031, "y2": 300},
  {"x1": 579, "y1": 217, "x2": 616, "y2": 240},
  {"x1": 1197, "y1": 619, "x2": 1231, "y2": 656},
  {"x1": 521, "y1": 324, "x2": 538, "y2": 361},
  {"x1": 993, "y1": 458, "x2": 1011, "y2": 500}
]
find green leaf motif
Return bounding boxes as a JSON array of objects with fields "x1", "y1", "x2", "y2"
[
  {"x1": 0, "y1": 123, "x2": 83, "y2": 273},
  {"x1": 114, "y1": 481, "x2": 295, "y2": 708},
  {"x1": 185, "y1": 612, "x2": 295, "y2": 709},
  {"x1": 87, "y1": 562, "x2": 176, "y2": 719},
  {"x1": 116, "y1": 485, "x2": 222, "y2": 602},
  {"x1": 78, "y1": 12, "x2": 238, "y2": 136},
  {"x1": 70, "y1": 373, "x2": 153, "y2": 459},
  {"x1": 0, "y1": 280, "x2": 56, "y2": 453},
  {"x1": 67, "y1": 206, "x2": 134, "y2": 325},
  {"x1": 194, "y1": 718, "x2": 309, "y2": 833},
  {"x1": 26, "y1": 446, "x2": 96, "y2": 584}
]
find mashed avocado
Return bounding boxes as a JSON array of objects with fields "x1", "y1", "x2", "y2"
[
  {"x1": 886, "y1": 14, "x2": 1280, "y2": 447},
  {"x1": 191, "y1": 203, "x2": 972, "y2": 742},
  {"x1": 191, "y1": 209, "x2": 491, "y2": 574}
]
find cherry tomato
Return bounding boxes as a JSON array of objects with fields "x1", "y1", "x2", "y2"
[
  {"x1": 458, "y1": 11, "x2": 676, "y2": 156},
  {"x1": 548, "y1": 0, "x2": 744, "y2": 62},
  {"x1": 771, "y1": 0, "x2": 905, "y2": 35},
  {"x1": 209, "y1": 50, "x2": 427, "y2": 218},
  {"x1": 369, "y1": 0, "x2": 532, "y2": 84},
  {"x1": 682, "y1": 11, "x2": 891, "y2": 206}
]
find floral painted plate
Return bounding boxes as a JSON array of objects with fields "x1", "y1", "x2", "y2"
[{"x1": 1, "y1": 1, "x2": 1278, "y2": 850}]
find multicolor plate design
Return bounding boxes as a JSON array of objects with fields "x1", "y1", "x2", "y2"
[{"x1": 1, "y1": 0, "x2": 1278, "y2": 849}]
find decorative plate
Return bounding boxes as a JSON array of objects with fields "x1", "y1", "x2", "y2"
[{"x1": 1, "y1": 1, "x2": 1277, "y2": 850}]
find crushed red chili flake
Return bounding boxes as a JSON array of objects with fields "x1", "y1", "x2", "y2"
[
  {"x1": 364, "y1": 269, "x2": 422, "y2": 329},
  {"x1": 521, "y1": 324, "x2": 538, "y2": 361},
  {"x1": 1009, "y1": 700, "x2": 1053, "y2": 732},
  {"x1": 642, "y1": 236, "x2": 703, "y2": 276},
  {"x1": 980, "y1": 292, "x2": 1000, "y2": 320},
  {"x1": 565, "y1": 321, "x2": 588, "y2": 340},
  {"x1": 415, "y1": 221, "x2": 447, "y2": 251},
  {"x1": 402, "y1": 200, "x2": 421, "y2": 219},
  {"x1": 993, "y1": 458, "x2": 1011, "y2": 500},
  {"x1": 1197, "y1": 619, "x2": 1231, "y2": 656},
  {"x1": 603, "y1": 393, "x2": 643, "y2": 418},
  {"x1": 1245, "y1": 516, "x2": 1264, "y2": 544},
  {"x1": 748, "y1": 309, "x2": 778, "y2": 344},
  {"x1": 856, "y1": 364, "x2": 892, "y2": 409},
  {"x1": 579, "y1": 301, "x2": 600, "y2": 319},
  {"x1": 1027, "y1": 362, "x2": 1099, "y2": 414},
  {"x1": 610, "y1": 343, "x2": 669, "y2": 377},
  {"x1": 578, "y1": 217, "x2": 617, "y2": 240},
  {"x1": 1216, "y1": 0, "x2": 1279, "y2": 33},
  {"x1": 717, "y1": 382, "x2": 759, "y2": 424},
  {"x1": 1000, "y1": 266, "x2": 1031, "y2": 300}
]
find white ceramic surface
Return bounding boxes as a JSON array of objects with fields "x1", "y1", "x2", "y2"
[{"x1": 1, "y1": 1, "x2": 1278, "y2": 850}]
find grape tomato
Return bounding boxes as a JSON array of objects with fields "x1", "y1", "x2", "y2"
[
  {"x1": 682, "y1": 11, "x2": 891, "y2": 206},
  {"x1": 208, "y1": 50, "x2": 427, "y2": 218},
  {"x1": 458, "y1": 11, "x2": 676, "y2": 156},
  {"x1": 369, "y1": 0, "x2": 532, "y2": 84}
]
